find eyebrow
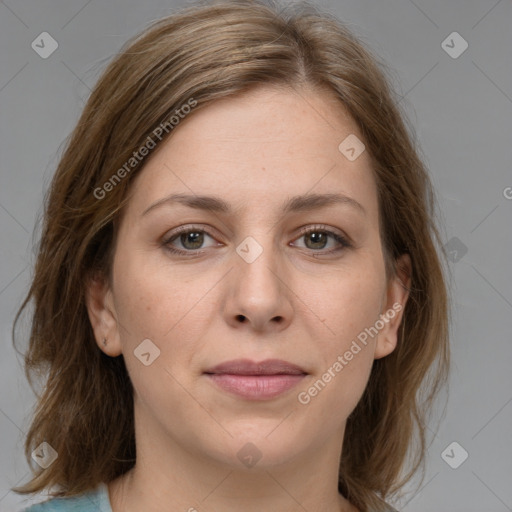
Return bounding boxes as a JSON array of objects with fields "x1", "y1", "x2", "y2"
[{"x1": 142, "y1": 192, "x2": 366, "y2": 217}]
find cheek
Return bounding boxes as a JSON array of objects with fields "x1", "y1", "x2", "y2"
[
  {"x1": 112, "y1": 254, "x2": 219, "y2": 378},
  {"x1": 293, "y1": 266, "x2": 384, "y2": 416},
  {"x1": 111, "y1": 262, "x2": 204, "y2": 417},
  {"x1": 299, "y1": 265, "x2": 385, "y2": 351},
  {"x1": 113, "y1": 250, "x2": 195, "y2": 336},
  {"x1": 297, "y1": 290, "x2": 378, "y2": 428}
]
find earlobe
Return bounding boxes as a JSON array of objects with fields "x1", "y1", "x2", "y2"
[
  {"x1": 85, "y1": 272, "x2": 122, "y2": 357},
  {"x1": 374, "y1": 253, "x2": 412, "y2": 360}
]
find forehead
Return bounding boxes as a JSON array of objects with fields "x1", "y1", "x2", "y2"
[{"x1": 126, "y1": 85, "x2": 379, "y2": 220}]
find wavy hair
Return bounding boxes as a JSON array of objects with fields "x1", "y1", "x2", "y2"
[{"x1": 12, "y1": 1, "x2": 451, "y2": 511}]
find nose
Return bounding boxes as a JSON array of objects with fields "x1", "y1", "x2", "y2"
[{"x1": 223, "y1": 236, "x2": 293, "y2": 333}]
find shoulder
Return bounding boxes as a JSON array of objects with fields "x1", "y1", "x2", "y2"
[{"x1": 21, "y1": 482, "x2": 111, "y2": 512}]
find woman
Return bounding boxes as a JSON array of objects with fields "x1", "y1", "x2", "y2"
[{"x1": 13, "y1": 1, "x2": 451, "y2": 511}]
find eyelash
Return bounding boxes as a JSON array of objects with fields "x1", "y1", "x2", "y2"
[{"x1": 162, "y1": 224, "x2": 352, "y2": 257}]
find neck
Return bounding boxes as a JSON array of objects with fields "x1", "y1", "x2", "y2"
[
  {"x1": 109, "y1": 465, "x2": 357, "y2": 512},
  {"x1": 107, "y1": 398, "x2": 358, "y2": 512}
]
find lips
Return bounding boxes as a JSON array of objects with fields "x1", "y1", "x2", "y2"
[
  {"x1": 204, "y1": 359, "x2": 307, "y2": 400},
  {"x1": 204, "y1": 358, "x2": 307, "y2": 376}
]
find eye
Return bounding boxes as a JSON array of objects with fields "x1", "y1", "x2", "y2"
[
  {"x1": 292, "y1": 224, "x2": 351, "y2": 254},
  {"x1": 162, "y1": 225, "x2": 220, "y2": 255},
  {"x1": 161, "y1": 223, "x2": 352, "y2": 257}
]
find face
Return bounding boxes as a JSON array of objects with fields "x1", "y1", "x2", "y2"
[{"x1": 87, "y1": 85, "x2": 410, "y2": 472}]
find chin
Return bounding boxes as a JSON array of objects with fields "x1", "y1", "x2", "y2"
[{"x1": 195, "y1": 423, "x2": 308, "y2": 470}]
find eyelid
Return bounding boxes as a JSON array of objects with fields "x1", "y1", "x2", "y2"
[{"x1": 295, "y1": 224, "x2": 350, "y2": 242}]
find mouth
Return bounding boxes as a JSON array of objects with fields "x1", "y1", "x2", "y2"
[{"x1": 204, "y1": 359, "x2": 308, "y2": 400}]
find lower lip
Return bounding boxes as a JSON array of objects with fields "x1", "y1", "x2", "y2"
[{"x1": 206, "y1": 373, "x2": 306, "y2": 400}]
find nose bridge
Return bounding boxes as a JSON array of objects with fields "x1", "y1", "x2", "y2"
[{"x1": 235, "y1": 232, "x2": 281, "y2": 296}]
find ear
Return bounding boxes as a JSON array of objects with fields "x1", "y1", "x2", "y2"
[
  {"x1": 374, "y1": 253, "x2": 412, "y2": 360},
  {"x1": 85, "y1": 272, "x2": 122, "y2": 357}
]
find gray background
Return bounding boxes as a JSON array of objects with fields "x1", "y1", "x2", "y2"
[{"x1": 1, "y1": 0, "x2": 511, "y2": 511}]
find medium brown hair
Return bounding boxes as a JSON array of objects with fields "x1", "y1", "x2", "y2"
[{"x1": 13, "y1": 1, "x2": 451, "y2": 510}]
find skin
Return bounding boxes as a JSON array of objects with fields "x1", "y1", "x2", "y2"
[{"x1": 86, "y1": 85, "x2": 411, "y2": 512}]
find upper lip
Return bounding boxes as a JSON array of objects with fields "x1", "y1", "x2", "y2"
[{"x1": 204, "y1": 358, "x2": 307, "y2": 375}]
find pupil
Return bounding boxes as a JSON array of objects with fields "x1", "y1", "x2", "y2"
[
  {"x1": 307, "y1": 232, "x2": 326, "y2": 249},
  {"x1": 182, "y1": 232, "x2": 203, "y2": 249}
]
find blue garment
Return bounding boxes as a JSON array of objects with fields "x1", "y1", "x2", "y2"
[{"x1": 21, "y1": 482, "x2": 112, "y2": 512}]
